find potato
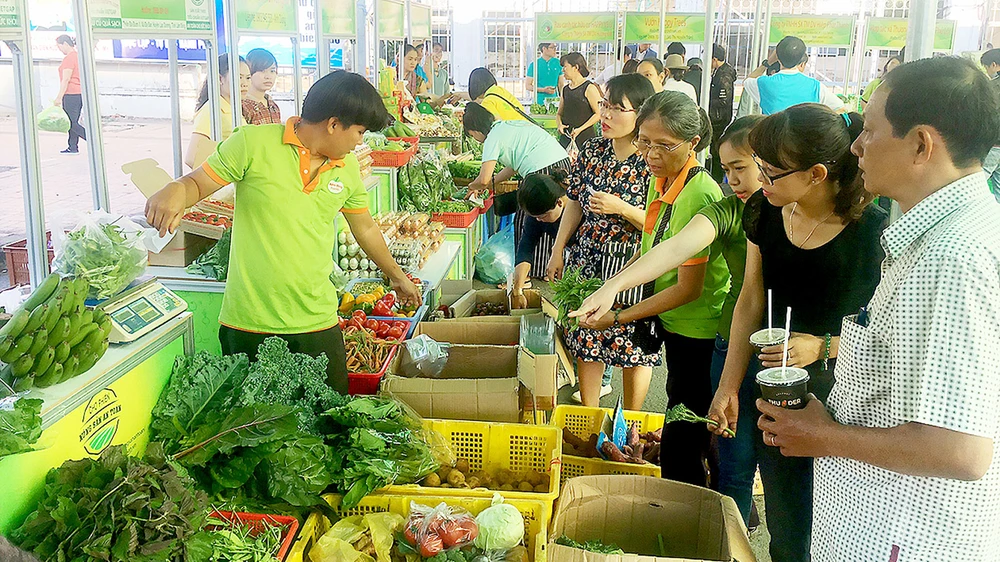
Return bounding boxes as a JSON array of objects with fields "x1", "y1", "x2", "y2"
[
  {"x1": 526, "y1": 471, "x2": 543, "y2": 486},
  {"x1": 455, "y1": 458, "x2": 471, "y2": 474},
  {"x1": 496, "y1": 468, "x2": 514, "y2": 485},
  {"x1": 438, "y1": 466, "x2": 453, "y2": 482},
  {"x1": 423, "y1": 473, "x2": 441, "y2": 487},
  {"x1": 534, "y1": 484, "x2": 548, "y2": 493},
  {"x1": 448, "y1": 469, "x2": 466, "y2": 487},
  {"x1": 500, "y1": 483, "x2": 515, "y2": 491},
  {"x1": 467, "y1": 476, "x2": 482, "y2": 489},
  {"x1": 440, "y1": 483, "x2": 452, "y2": 488},
  {"x1": 518, "y1": 481, "x2": 534, "y2": 492},
  {"x1": 538, "y1": 473, "x2": 551, "y2": 487}
]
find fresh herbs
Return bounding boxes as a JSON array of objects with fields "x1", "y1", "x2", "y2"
[
  {"x1": 550, "y1": 267, "x2": 603, "y2": 329},
  {"x1": 206, "y1": 515, "x2": 285, "y2": 562},
  {"x1": 664, "y1": 403, "x2": 736, "y2": 438},
  {"x1": 0, "y1": 397, "x2": 43, "y2": 459},
  {"x1": 555, "y1": 535, "x2": 625, "y2": 555}
]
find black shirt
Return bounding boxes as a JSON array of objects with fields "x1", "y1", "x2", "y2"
[
  {"x1": 516, "y1": 214, "x2": 564, "y2": 267},
  {"x1": 743, "y1": 191, "x2": 888, "y2": 337}
]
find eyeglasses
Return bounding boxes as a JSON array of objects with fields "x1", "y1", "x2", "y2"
[
  {"x1": 752, "y1": 155, "x2": 836, "y2": 186},
  {"x1": 599, "y1": 100, "x2": 636, "y2": 116},
  {"x1": 632, "y1": 138, "x2": 688, "y2": 157}
]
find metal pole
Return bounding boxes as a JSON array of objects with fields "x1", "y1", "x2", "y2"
[
  {"x1": 8, "y1": 36, "x2": 48, "y2": 288},
  {"x1": 224, "y1": 0, "x2": 242, "y2": 130},
  {"x1": 905, "y1": 0, "x2": 935, "y2": 61},
  {"x1": 700, "y1": 0, "x2": 717, "y2": 163},
  {"x1": 406, "y1": 0, "x2": 412, "y2": 43},
  {"x1": 614, "y1": 12, "x2": 622, "y2": 74},
  {"x1": 293, "y1": 35, "x2": 303, "y2": 113},
  {"x1": 317, "y1": 0, "x2": 330, "y2": 76},
  {"x1": 658, "y1": 0, "x2": 666, "y2": 62},
  {"x1": 70, "y1": 0, "x2": 110, "y2": 211},
  {"x1": 205, "y1": 40, "x2": 223, "y2": 143},
  {"x1": 374, "y1": 0, "x2": 381, "y2": 81},
  {"x1": 843, "y1": 19, "x2": 856, "y2": 97},
  {"x1": 168, "y1": 40, "x2": 183, "y2": 177},
  {"x1": 761, "y1": 0, "x2": 773, "y2": 63},
  {"x1": 750, "y1": 0, "x2": 764, "y2": 67}
]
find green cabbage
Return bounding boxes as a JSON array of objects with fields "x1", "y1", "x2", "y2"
[{"x1": 473, "y1": 494, "x2": 524, "y2": 551}]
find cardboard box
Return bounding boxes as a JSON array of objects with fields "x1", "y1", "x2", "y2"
[
  {"x1": 550, "y1": 476, "x2": 756, "y2": 562},
  {"x1": 381, "y1": 343, "x2": 520, "y2": 422},
  {"x1": 148, "y1": 231, "x2": 216, "y2": 267},
  {"x1": 439, "y1": 279, "x2": 474, "y2": 308},
  {"x1": 446, "y1": 288, "x2": 542, "y2": 320}
]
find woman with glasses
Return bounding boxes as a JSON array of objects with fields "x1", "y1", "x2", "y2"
[
  {"x1": 547, "y1": 74, "x2": 657, "y2": 408},
  {"x1": 578, "y1": 90, "x2": 729, "y2": 488},
  {"x1": 708, "y1": 104, "x2": 886, "y2": 562}
]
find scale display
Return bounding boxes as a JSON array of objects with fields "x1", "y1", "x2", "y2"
[{"x1": 101, "y1": 280, "x2": 187, "y2": 343}]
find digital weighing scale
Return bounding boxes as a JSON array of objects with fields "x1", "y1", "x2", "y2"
[{"x1": 97, "y1": 279, "x2": 187, "y2": 343}]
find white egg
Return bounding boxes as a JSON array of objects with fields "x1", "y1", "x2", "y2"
[
  {"x1": 338, "y1": 245, "x2": 348, "y2": 257},
  {"x1": 338, "y1": 231, "x2": 348, "y2": 244},
  {"x1": 349, "y1": 258, "x2": 359, "y2": 270},
  {"x1": 339, "y1": 257, "x2": 349, "y2": 270}
]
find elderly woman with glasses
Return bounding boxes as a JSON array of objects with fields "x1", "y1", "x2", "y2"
[
  {"x1": 577, "y1": 90, "x2": 730, "y2": 488},
  {"x1": 547, "y1": 74, "x2": 658, "y2": 409}
]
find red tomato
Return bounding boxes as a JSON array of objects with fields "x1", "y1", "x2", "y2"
[
  {"x1": 387, "y1": 326, "x2": 404, "y2": 340},
  {"x1": 381, "y1": 293, "x2": 396, "y2": 308},
  {"x1": 392, "y1": 321, "x2": 409, "y2": 331},
  {"x1": 352, "y1": 310, "x2": 367, "y2": 322},
  {"x1": 376, "y1": 323, "x2": 391, "y2": 338},
  {"x1": 419, "y1": 534, "x2": 443, "y2": 558},
  {"x1": 363, "y1": 319, "x2": 379, "y2": 331},
  {"x1": 403, "y1": 524, "x2": 419, "y2": 546},
  {"x1": 338, "y1": 318, "x2": 347, "y2": 330},
  {"x1": 440, "y1": 518, "x2": 478, "y2": 548},
  {"x1": 372, "y1": 301, "x2": 393, "y2": 317},
  {"x1": 349, "y1": 317, "x2": 365, "y2": 331}
]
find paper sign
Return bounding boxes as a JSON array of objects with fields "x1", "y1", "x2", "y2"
[
  {"x1": 535, "y1": 12, "x2": 616, "y2": 43},
  {"x1": 866, "y1": 17, "x2": 955, "y2": 51},
  {"x1": 768, "y1": 15, "x2": 856, "y2": 48}
]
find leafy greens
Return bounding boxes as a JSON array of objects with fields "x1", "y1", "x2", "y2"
[{"x1": 0, "y1": 397, "x2": 43, "y2": 460}]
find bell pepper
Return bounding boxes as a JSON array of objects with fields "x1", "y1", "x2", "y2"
[
  {"x1": 373, "y1": 286, "x2": 386, "y2": 299},
  {"x1": 339, "y1": 293, "x2": 355, "y2": 313},
  {"x1": 380, "y1": 293, "x2": 396, "y2": 309},
  {"x1": 392, "y1": 320, "x2": 409, "y2": 331},
  {"x1": 373, "y1": 300, "x2": 393, "y2": 317}
]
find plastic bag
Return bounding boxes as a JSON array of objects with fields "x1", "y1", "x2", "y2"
[
  {"x1": 402, "y1": 335, "x2": 450, "y2": 377},
  {"x1": 399, "y1": 501, "x2": 479, "y2": 558},
  {"x1": 475, "y1": 223, "x2": 514, "y2": 286},
  {"x1": 567, "y1": 139, "x2": 580, "y2": 161},
  {"x1": 310, "y1": 512, "x2": 405, "y2": 562},
  {"x1": 37, "y1": 105, "x2": 70, "y2": 133}
]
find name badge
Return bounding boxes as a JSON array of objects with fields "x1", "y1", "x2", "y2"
[{"x1": 328, "y1": 180, "x2": 345, "y2": 194}]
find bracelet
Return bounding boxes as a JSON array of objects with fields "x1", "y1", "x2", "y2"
[
  {"x1": 822, "y1": 333, "x2": 832, "y2": 371},
  {"x1": 613, "y1": 309, "x2": 621, "y2": 325}
]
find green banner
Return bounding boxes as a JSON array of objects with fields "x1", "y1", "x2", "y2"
[
  {"x1": 0, "y1": 0, "x2": 22, "y2": 36},
  {"x1": 236, "y1": 0, "x2": 297, "y2": 33},
  {"x1": 624, "y1": 12, "x2": 705, "y2": 43},
  {"x1": 411, "y1": 3, "x2": 431, "y2": 40},
  {"x1": 320, "y1": 0, "x2": 355, "y2": 37},
  {"x1": 769, "y1": 15, "x2": 856, "y2": 48},
  {"x1": 378, "y1": 0, "x2": 405, "y2": 39},
  {"x1": 535, "y1": 12, "x2": 616, "y2": 43},
  {"x1": 89, "y1": 0, "x2": 212, "y2": 34},
  {"x1": 866, "y1": 18, "x2": 955, "y2": 51}
]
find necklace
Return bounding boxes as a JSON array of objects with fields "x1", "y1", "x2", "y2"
[{"x1": 789, "y1": 202, "x2": 836, "y2": 249}]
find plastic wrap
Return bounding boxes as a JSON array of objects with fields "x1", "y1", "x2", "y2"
[
  {"x1": 310, "y1": 513, "x2": 405, "y2": 562},
  {"x1": 399, "y1": 502, "x2": 479, "y2": 558},
  {"x1": 402, "y1": 335, "x2": 450, "y2": 377}
]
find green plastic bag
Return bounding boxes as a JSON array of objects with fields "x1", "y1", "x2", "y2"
[{"x1": 37, "y1": 105, "x2": 71, "y2": 133}]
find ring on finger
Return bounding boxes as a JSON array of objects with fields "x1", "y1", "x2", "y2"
[{"x1": 768, "y1": 434, "x2": 776, "y2": 447}]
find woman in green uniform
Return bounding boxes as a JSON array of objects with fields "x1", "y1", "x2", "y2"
[{"x1": 145, "y1": 72, "x2": 422, "y2": 394}]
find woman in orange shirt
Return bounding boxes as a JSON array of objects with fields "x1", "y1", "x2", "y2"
[{"x1": 54, "y1": 35, "x2": 85, "y2": 154}]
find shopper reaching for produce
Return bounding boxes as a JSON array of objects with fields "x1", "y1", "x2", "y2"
[
  {"x1": 145, "y1": 71, "x2": 421, "y2": 393},
  {"x1": 510, "y1": 172, "x2": 573, "y2": 307}
]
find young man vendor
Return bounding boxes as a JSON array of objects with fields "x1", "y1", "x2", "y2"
[{"x1": 146, "y1": 71, "x2": 422, "y2": 393}]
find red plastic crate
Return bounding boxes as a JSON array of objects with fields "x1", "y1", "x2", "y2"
[
  {"x1": 482, "y1": 196, "x2": 494, "y2": 213},
  {"x1": 431, "y1": 208, "x2": 479, "y2": 228},
  {"x1": 348, "y1": 346, "x2": 398, "y2": 395},
  {"x1": 207, "y1": 510, "x2": 300, "y2": 561},
  {"x1": 370, "y1": 137, "x2": 419, "y2": 167},
  {"x1": 3, "y1": 233, "x2": 53, "y2": 288}
]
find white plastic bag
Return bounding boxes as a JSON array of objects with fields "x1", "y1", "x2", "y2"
[{"x1": 567, "y1": 139, "x2": 580, "y2": 161}]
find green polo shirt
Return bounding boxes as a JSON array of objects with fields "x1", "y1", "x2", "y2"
[
  {"x1": 641, "y1": 159, "x2": 729, "y2": 340},
  {"x1": 202, "y1": 118, "x2": 368, "y2": 334},
  {"x1": 527, "y1": 56, "x2": 562, "y2": 105},
  {"x1": 697, "y1": 195, "x2": 747, "y2": 340}
]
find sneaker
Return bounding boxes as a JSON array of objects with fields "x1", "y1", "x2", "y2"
[
  {"x1": 61, "y1": 148, "x2": 79, "y2": 154},
  {"x1": 571, "y1": 385, "x2": 612, "y2": 403}
]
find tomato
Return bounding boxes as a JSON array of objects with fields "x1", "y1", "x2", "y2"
[
  {"x1": 380, "y1": 293, "x2": 396, "y2": 308},
  {"x1": 392, "y1": 321, "x2": 408, "y2": 331},
  {"x1": 387, "y1": 326, "x2": 404, "y2": 340},
  {"x1": 363, "y1": 319, "x2": 379, "y2": 331},
  {"x1": 403, "y1": 524, "x2": 419, "y2": 546},
  {"x1": 440, "y1": 518, "x2": 478, "y2": 548},
  {"x1": 351, "y1": 310, "x2": 367, "y2": 322},
  {"x1": 419, "y1": 534, "x2": 443, "y2": 558},
  {"x1": 338, "y1": 318, "x2": 347, "y2": 330},
  {"x1": 372, "y1": 301, "x2": 393, "y2": 317},
  {"x1": 349, "y1": 317, "x2": 365, "y2": 331},
  {"x1": 376, "y1": 322, "x2": 391, "y2": 338}
]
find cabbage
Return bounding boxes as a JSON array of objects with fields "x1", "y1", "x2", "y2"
[{"x1": 473, "y1": 494, "x2": 524, "y2": 551}]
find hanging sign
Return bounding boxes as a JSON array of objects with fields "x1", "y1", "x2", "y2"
[
  {"x1": 320, "y1": 0, "x2": 355, "y2": 37},
  {"x1": 0, "y1": 0, "x2": 24, "y2": 38},
  {"x1": 88, "y1": 0, "x2": 212, "y2": 35},
  {"x1": 535, "y1": 12, "x2": 616, "y2": 43},
  {"x1": 378, "y1": 0, "x2": 405, "y2": 39},
  {"x1": 768, "y1": 15, "x2": 856, "y2": 48},
  {"x1": 866, "y1": 17, "x2": 955, "y2": 51},
  {"x1": 236, "y1": 0, "x2": 296, "y2": 33},
  {"x1": 624, "y1": 12, "x2": 705, "y2": 43},
  {"x1": 411, "y1": 3, "x2": 431, "y2": 40}
]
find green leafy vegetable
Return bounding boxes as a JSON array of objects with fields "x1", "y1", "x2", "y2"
[
  {"x1": 664, "y1": 403, "x2": 736, "y2": 438},
  {"x1": 555, "y1": 535, "x2": 626, "y2": 555},
  {"x1": 429, "y1": 200, "x2": 474, "y2": 213},
  {"x1": 0, "y1": 397, "x2": 43, "y2": 459},
  {"x1": 550, "y1": 267, "x2": 603, "y2": 329},
  {"x1": 206, "y1": 515, "x2": 285, "y2": 562},
  {"x1": 55, "y1": 221, "x2": 147, "y2": 300},
  {"x1": 187, "y1": 228, "x2": 233, "y2": 281}
]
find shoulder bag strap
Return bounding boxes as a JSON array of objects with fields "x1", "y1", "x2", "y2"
[{"x1": 484, "y1": 92, "x2": 544, "y2": 128}]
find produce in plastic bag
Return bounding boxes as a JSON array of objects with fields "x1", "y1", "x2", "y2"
[
  {"x1": 474, "y1": 494, "x2": 524, "y2": 552},
  {"x1": 37, "y1": 105, "x2": 70, "y2": 133},
  {"x1": 402, "y1": 335, "x2": 450, "y2": 377},
  {"x1": 399, "y1": 502, "x2": 479, "y2": 558},
  {"x1": 567, "y1": 139, "x2": 580, "y2": 161},
  {"x1": 53, "y1": 211, "x2": 159, "y2": 300},
  {"x1": 474, "y1": 224, "x2": 514, "y2": 286},
  {"x1": 310, "y1": 512, "x2": 405, "y2": 562}
]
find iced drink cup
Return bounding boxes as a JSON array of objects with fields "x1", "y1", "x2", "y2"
[
  {"x1": 756, "y1": 367, "x2": 810, "y2": 410},
  {"x1": 750, "y1": 328, "x2": 788, "y2": 349}
]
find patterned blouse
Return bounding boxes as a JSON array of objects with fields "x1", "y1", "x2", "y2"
[{"x1": 242, "y1": 94, "x2": 281, "y2": 125}]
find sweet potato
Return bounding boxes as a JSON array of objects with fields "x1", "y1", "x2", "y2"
[
  {"x1": 600, "y1": 441, "x2": 630, "y2": 463},
  {"x1": 642, "y1": 427, "x2": 663, "y2": 443},
  {"x1": 627, "y1": 422, "x2": 641, "y2": 449},
  {"x1": 562, "y1": 427, "x2": 589, "y2": 450}
]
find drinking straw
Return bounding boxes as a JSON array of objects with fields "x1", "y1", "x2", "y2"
[
  {"x1": 781, "y1": 306, "x2": 792, "y2": 374},
  {"x1": 768, "y1": 289, "x2": 773, "y2": 334}
]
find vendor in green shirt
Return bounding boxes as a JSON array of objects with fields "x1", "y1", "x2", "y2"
[
  {"x1": 572, "y1": 114, "x2": 765, "y2": 521},
  {"x1": 574, "y1": 91, "x2": 730, "y2": 489},
  {"x1": 145, "y1": 71, "x2": 422, "y2": 394},
  {"x1": 527, "y1": 43, "x2": 563, "y2": 106}
]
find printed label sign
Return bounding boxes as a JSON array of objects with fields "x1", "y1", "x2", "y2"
[{"x1": 535, "y1": 12, "x2": 616, "y2": 43}]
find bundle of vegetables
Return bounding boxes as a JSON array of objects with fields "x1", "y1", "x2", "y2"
[
  {"x1": 54, "y1": 216, "x2": 148, "y2": 300},
  {"x1": 550, "y1": 267, "x2": 604, "y2": 329},
  {"x1": 324, "y1": 396, "x2": 444, "y2": 508},
  {"x1": 461, "y1": 137, "x2": 484, "y2": 160},
  {"x1": 339, "y1": 311, "x2": 409, "y2": 341},
  {"x1": 187, "y1": 227, "x2": 233, "y2": 281},
  {"x1": 0, "y1": 397, "x2": 42, "y2": 460},
  {"x1": 0, "y1": 274, "x2": 111, "y2": 391},
  {"x1": 10, "y1": 444, "x2": 218, "y2": 562},
  {"x1": 529, "y1": 104, "x2": 559, "y2": 115},
  {"x1": 664, "y1": 403, "x2": 735, "y2": 438},
  {"x1": 343, "y1": 324, "x2": 401, "y2": 373},
  {"x1": 204, "y1": 513, "x2": 289, "y2": 562},
  {"x1": 366, "y1": 131, "x2": 413, "y2": 152},
  {"x1": 447, "y1": 161, "x2": 482, "y2": 180},
  {"x1": 383, "y1": 121, "x2": 417, "y2": 138},
  {"x1": 554, "y1": 536, "x2": 625, "y2": 555}
]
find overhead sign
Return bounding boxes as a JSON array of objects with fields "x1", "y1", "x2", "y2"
[
  {"x1": 320, "y1": 0, "x2": 355, "y2": 37},
  {"x1": 236, "y1": 0, "x2": 296, "y2": 33},
  {"x1": 866, "y1": 17, "x2": 955, "y2": 51},
  {"x1": 89, "y1": 0, "x2": 212, "y2": 35},
  {"x1": 411, "y1": 3, "x2": 431, "y2": 40},
  {"x1": 624, "y1": 12, "x2": 705, "y2": 43},
  {"x1": 535, "y1": 12, "x2": 616, "y2": 43},
  {"x1": 378, "y1": 0, "x2": 405, "y2": 39},
  {"x1": 768, "y1": 15, "x2": 856, "y2": 48},
  {"x1": 0, "y1": 0, "x2": 24, "y2": 39}
]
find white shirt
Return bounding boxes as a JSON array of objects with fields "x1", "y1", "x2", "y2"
[
  {"x1": 594, "y1": 64, "x2": 618, "y2": 86},
  {"x1": 662, "y1": 77, "x2": 697, "y2": 102},
  {"x1": 742, "y1": 69, "x2": 845, "y2": 112},
  {"x1": 813, "y1": 172, "x2": 1000, "y2": 562}
]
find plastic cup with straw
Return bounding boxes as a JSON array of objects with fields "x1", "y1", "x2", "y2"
[
  {"x1": 750, "y1": 289, "x2": 788, "y2": 349},
  {"x1": 756, "y1": 306, "x2": 810, "y2": 409}
]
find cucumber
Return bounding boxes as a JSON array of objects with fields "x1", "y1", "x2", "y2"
[
  {"x1": 47, "y1": 316, "x2": 71, "y2": 348},
  {"x1": 2, "y1": 332, "x2": 34, "y2": 364},
  {"x1": 0, "y1": 336, "x2": 11, "y2": 358},
  {"x1": 13, "y1": 376, "x2": 34, "y2": 393},
  {"x1": 20, "y1": 274, "x2": 60, "y2": 311},
  {"x1": 27, "y1": 329, "x2": 49, "y2": 357},
  {"x1": 34, "y1": 363, "x2": 63, "y2": 388},
  {"x1": 60, "y1": 356, "x2": 80, "y2": 383},
  {"x1": 68, "y1": 323, "x2": 97, "y2": 348},
  {"x1": 31, "y1": 347, "x2": 55, "y2": 378},
  {"x1": 54, "y1": 340, "x2": 71, "y2": 364},
  {"x1": 0, "y1": 308, "x2": 30, "y2": 340},
  {"x1": 24, "y1": 304, "x2": 49, "y2": 333},
  {"x1": 11, "y1": 354, "x2": 34, "y2": 378}
]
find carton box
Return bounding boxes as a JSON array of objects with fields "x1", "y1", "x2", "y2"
[
  {"x1": 549, "y1": 476, "x2": 756, "y2": 562},
  {"x1": 382, "y1": 343, "x2": 520, "y2": 422},
  {"x1": 148, "y1": 231, "x2": 216, "y2": 267},
  {"x1": 439, "y1": 279, "x2": 474, "y2": 308},
  {"x1": 446, "y1": 289, "x2": 542, "y2": 320}
]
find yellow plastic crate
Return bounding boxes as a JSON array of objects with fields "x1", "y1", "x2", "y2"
[
  {"x1": 550, "y1": 404, "x2": 664, "y2": 482},
  {"x1": 383, "y1": 419, "x2": 561, "y2": 504},
  {"x1": 285, "y1": 492, "x2": 549, "y2": 562}
]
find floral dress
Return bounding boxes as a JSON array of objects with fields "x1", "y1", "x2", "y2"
[{"x1": 564, "y1": 137, "x2": 660, "y2": 368}]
